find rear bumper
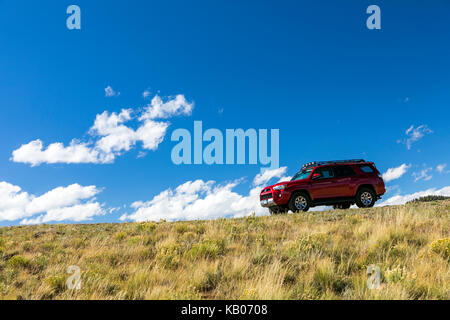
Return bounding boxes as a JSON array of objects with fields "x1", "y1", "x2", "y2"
[{"x1": 376, "y1": 181, "x2": 386, "y2": 196}]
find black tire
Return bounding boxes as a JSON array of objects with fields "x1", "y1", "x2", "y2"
[
  {"x1": 333, "y1": 202, "x2": 351, "y2": 210},
  {"x1": 288, "y1": 192, "x2": 311, "y2": 212},
  {"x1": 355, "y1": 188, "x2": 376, "y2": 208}
]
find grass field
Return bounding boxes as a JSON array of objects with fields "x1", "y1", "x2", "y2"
[{"x1": 0, "y1": 201, "x2": 448, "y2": 300}]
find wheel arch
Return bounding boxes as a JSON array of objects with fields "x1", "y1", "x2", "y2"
[
  {"x1": 355, "y1": 184, "x2": 376, "y2": 196},
  {"x1": 289, "y1": 189, "x2": 312, "y2": 201}
]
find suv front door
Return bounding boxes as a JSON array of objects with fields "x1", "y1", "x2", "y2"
[{"x1": 309, "y1": 167, "x2": 340, "y2": 200}]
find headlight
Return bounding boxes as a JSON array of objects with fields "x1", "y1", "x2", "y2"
[{"x1": 273, "y1": 184, "x2": 286, "y2": 190}]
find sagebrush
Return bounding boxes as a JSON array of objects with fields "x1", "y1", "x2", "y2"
[{"x1": 0, "y1": 201, "x2": 448, "y2": 300}]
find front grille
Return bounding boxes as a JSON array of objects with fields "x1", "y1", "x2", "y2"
[{"x1": 261, "y1": 193, "x2": 273, "y2": 200}]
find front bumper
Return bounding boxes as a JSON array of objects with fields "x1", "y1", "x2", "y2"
[{"x1": 260, "y1": 198, "x2": 276, "y2": 207}]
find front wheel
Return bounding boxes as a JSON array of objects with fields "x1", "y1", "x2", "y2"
[
  {"x1": 288, "y1": 192, "x2": 311, "y2": 212},
  {"x1": 355, "y1": 188, "x2": 376, "y2": 208}
]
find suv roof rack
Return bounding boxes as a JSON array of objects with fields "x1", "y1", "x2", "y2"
[{"x1": 302, "y1": 159, "x2": 366, "y2": 169}]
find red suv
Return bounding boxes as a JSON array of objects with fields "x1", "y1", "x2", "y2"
[{"x1": 260, "y1": 159, "x2": 386, "y2": 214}]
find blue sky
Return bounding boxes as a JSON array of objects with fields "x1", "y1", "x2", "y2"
[{"x1": 1, "y1": 0, "x2": 449, "y2": 226}]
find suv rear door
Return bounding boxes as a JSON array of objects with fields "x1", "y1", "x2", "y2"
[{"x1": 332, "y1": 165, "x2": 356, "y2": 197}]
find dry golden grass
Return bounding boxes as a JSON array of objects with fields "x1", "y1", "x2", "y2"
[{"x1": 0, "y1": 201, "x2": 448, "y2": 300}]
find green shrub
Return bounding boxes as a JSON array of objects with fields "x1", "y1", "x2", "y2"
[
  {"x1": 29, "y1": 256, "x2": 48, "y2": 274},
  {"x1": 175, "y1": 224, "x2": 189, "y2": 234},
  {"x1": 135, "y1": 222, "x2": 156, "y2": 233},
  {"x1": 114, "y1": 231, "x2": 127, "y2": 241},
  {"x1": 156, "y1": 243, "x2": 182, "y2": 269},
  {"x1": 47, "y1": 275, "x2": 66, "y2": 294},
  {"x1": 408, "y1": 196, "x2": 450, "y2": 203},
  {"x1": 196, "y1": 269, "x2": 223, "y2": 292},
  {"x1": 187, "y1": 239, "x2": 225, "y2": 260},
  {"x1": 7, "y1": 255, "x2": 30, "y2": 269},
  {"x1": 430, "y1": 238, "x2": 450, "y2": 260},
  {"x1": 312, "y1": 267, "x2": 351, "y2": 295}
]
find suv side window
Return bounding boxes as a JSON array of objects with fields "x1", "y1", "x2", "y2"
[
  {"x1": 359, "y1": 165, "x2": 374, "y2": 173},
  {"x1": 315, "y1": 167, "x2": 334, "y2": 179},
  {"x1": 334, "y1": 166, "x2": 355, "y2": 177}
]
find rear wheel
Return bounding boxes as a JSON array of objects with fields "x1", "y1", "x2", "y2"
[
  {"x1": 288, "y1": 192, "x2": 311, "y2": 212},
  {"x1": 355, "y1": 188, "x2": 376, "y2": 208}
]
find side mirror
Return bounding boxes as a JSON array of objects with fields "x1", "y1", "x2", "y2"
[{"x1": 312, "y1": 173, "x2": 321, "y2": 180}]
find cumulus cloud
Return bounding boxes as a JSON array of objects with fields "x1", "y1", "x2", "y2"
[
  {"x1": 0, "y1": 182, "x2": 105, "y2": 224},
  {"x1": 139, "y1": 94, "x2": 193, "y2": 120},
  {"x1": 105, "y1": 86, "x2": 120, "y2": 97},
  {"x1": 253, "y1": 167, "x2": 288, "y2": 186},
  {"x1": 382, "y1": 164, "x2": 411, "y2": 182},
  {"x1": 377, "y1": 186, "x2": 450, "y2": 206},
  {"x1": 11, "y1": 93, "x2": 193, "y2": 166},
  {"x1": 0, "y1": 182, "x2": 32, "y2": 221},
  {"x1": 21, "y1": 203, "x2": 104, "y2": 225},
  {"x1": 89, "y1": 109, "x2": 169, "y2": 156},
  {"x1": 401, "y1": 125, "x2": 433, "y2": 150},
  {"x1": 121, "y1": 167, "x2": 287, "y2": 222},
  {"x1": 12, "y1": 140, "x2": 103, "y2": 166},
  {"x1": 26, "y1": 184, "x2": 101, "y2": 215}
]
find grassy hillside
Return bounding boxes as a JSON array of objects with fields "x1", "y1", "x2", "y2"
[{"x1": 0, "y1": 201, "x2": 449, "y2": 300}]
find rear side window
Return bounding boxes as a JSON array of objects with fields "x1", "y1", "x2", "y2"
[
  {"x1": 359, "y1": 165, "x2": 374, "y2": 173},
  {"x1": 334, "y1": 166, "x2": 355, "y2": 177}
]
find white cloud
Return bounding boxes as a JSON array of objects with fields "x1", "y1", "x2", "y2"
[
  {"x1": 0, "y1": 182, "x2": 105, "y2": 224},
  {"x1": 89, "y1": 109, "x2": 136, "y2": 156},
  {"x1": 386, "y1": 184, "x2": 400, "y2": 194},
  {"x1": 11, "y1": 139, "x2": 104, "y2": 166},
  {"x1": 142, "y1": 90, "x2": 151, "y2": 98},
  {"x1": 377, "y1": 186, "x2": 450, "y2": 206},
  {"x1": 412, "y1": 167, "x2": 433, "y2": 182},
  {"x1": 135, "y1": 120, "x2": 169, "y2": 150},
  {"x1": 0, "y1": 182, "x2": 32, "y2": 221},
  {"x1": 253, "y1": 167, "x2": 288, "y2": 186},
  {"x1": 436, "y1": 164, "x2": 447, "y2": 173},
  {"x1": 382, "y1": 164, "x2": 411, "y2": 182},
  {"x1": 11, "y1": 93, "x2": 192, "y2": 166},
  {"x1": 21, "y1": 203, "x2": 104, "y2": 225},
  {"x1": 140, "y1": 94, "x2": 193, "y2": 120},
  {"x1": 121, "y1": 167, "x2": 287, "y2": 222},
  {"x1": 105, "y1": 86, "x2": 120, "y2": 97},
  {"x1": 402, "y1": 125, "x2": 433, "y2": 150},
  {"x1": 26, "y1": 184, "x2": 101, "y2": 215}
]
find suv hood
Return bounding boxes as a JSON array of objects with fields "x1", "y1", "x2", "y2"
[{"x1": 262, "y1": 180, "x2": 305, "y2": 190}]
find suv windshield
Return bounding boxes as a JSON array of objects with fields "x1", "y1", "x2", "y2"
[{"x1": 291, "y1": 169, "x2": 312, "y2": 181}]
